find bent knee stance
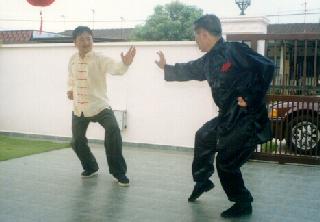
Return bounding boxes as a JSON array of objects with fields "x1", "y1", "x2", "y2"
[
  {"x1": 216, "y1": 153, "x2": 237, "y2": 173},
  {"x1": 106, "y1": 124, "x2": 120, "y2": 135},
  {"x1": 71, "y1": 137, "x2": 88, "y2": 151}
]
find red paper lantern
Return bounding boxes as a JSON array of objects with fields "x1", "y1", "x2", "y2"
[
  {"x1": 27, "y1": 0, "x2": 55, "y2": 7},
  {"x1": 26, "y1": 0, "x2": 55, "y2": 33}
]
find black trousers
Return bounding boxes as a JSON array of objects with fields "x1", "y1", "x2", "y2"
[
  {"x1": 71, "y1": 108, "x2": 127, "y2": 177},
  {"x1": 192, "y1": 117, "x2": 255, "y2": 203}
]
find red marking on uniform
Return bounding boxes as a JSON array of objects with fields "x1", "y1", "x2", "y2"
[{"x1": 221, "y1": 61, "x2": 232, "y2": 72}]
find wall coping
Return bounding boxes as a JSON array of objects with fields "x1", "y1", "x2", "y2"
[
  {"x1": 0, "y1": 41, "x2": 198, "y2": 49},
  {"x1": 221, "y1": 16, "x2": 270, "y2": 24}
]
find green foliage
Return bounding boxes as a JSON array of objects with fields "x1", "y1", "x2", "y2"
[
  {"x1": 131, "y1": 1, "x2": 203, "y2": 41},
  {"x1": 261, "y1": 141, "x2": 279, "y2": 153},
  {"x1": 0, "y1": 135, "x2": 70, "y2": 161}
]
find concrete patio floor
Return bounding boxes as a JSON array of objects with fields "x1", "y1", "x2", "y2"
[{"x1": 0, "y1": 144, "x2": 320, "y2": 222}]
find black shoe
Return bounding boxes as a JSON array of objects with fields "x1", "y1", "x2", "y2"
[
  {"x1": 113, "y1": 175, "x2": 130, "y2": 187},
  {"x1": 220, "y1": 202, "x2": 252, "y2": 218},
  {"x1": 188, "y1": 180, "x2": 214, "y2": 202},
  {"x1": 81, "y1": 169, "x2": 98, "y2": 178}
]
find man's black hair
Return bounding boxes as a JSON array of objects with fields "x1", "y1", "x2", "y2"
[
  {"x1": 194, "y1": 14, "x2": 222, "y2": 37},
  {"x1": 72, "y1": 26, "x2": 93, "y2": 40}
]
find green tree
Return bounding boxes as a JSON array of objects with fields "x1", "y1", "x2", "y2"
[{"x1": 131, "y1": 1, "x2": 203, "y2": 41}]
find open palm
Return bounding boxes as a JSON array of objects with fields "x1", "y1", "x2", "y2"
[{"x1": 121, "y1": 46, "x2": 136, "y2": 65}]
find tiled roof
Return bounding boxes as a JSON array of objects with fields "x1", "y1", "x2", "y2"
[
  {"x1": 60, "y1": 28, "x2": 134, "y2": 40},
  {"x1": 0, "y1": 29, "x2": 131, "y2": 44},
  {"x1": 0, "y1": 30, "x2": 72, "y2": 44},
  {"x1": 267, "y1": 23, "x2": 320, "y2": 34},
  {"x1": 0, "y1": 30, "x2": 33, "y2": 44}
]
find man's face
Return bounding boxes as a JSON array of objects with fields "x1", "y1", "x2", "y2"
[
  {"x1": 74, "y1": 32, "x2": 93, "y2": 55},
  {"x1": 194, "y1": 28, "x2": 207, "y2": 52}
]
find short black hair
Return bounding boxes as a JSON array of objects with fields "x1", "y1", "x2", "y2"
[
  {"x1": 72, "y1": 26, "x2": 93, "y2": 40},
  {"x1": 194, "y1": 14, "x2": 222, "y2": 37}
]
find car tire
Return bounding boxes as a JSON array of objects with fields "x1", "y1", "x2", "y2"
[{"x1": 287, "y1": 115, "x2": 320, "y2": 155}]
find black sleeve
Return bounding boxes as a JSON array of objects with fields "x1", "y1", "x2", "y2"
[
  {"x1": 164, "y1": 56, "x2": 206, "y2": 82},
  {"x1": 231, "y1": 42, "x2": 275, "y2": 108}
]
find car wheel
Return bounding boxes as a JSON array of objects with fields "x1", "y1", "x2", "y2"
[{"x1": 287, "y1": 116, "x2": 320, "y2": 155}]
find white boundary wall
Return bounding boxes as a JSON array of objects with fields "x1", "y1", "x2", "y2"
[
  {"x1": 0, "y1": 16, "x2": 269, "y2": 148},
  {"x1": 0, "y1": 42, "x2": 215, "y2": 148}
]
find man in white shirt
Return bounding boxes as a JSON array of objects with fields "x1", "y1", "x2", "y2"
[{"x1": 67, "y1": 26, "x2": 135, "y2": 186}]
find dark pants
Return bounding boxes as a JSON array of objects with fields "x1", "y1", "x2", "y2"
[
  {"x1": 192, "y1": 117, "x2": 255, "y2": 203},
  {"x1": 71, "y1": 108, "x2": 127, "y2": 177}
]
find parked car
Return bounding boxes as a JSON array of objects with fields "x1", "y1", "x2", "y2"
[{"x1": 268, "y1": 100, "x2": 320, "y2": 155}]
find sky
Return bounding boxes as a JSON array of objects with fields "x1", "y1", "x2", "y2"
[{"x1": 0, "y1": 0, "x2": 319, "y2": 32}]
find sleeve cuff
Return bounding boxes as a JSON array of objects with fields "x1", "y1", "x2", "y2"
[{"x1": 164, "y1": 65, "x2": 176, "y2": 81}]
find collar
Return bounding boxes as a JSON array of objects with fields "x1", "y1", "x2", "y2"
[
  {"x1": 78, "y1": 51, "x2": 94, "y2": 60},
  {"x1": 207, "y1": 38, "x2": 224, "y2": 56}
]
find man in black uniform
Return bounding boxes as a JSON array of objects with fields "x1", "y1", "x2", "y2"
[{"x1": 155, "y1": 14, "x2": 274, "y2": 218}]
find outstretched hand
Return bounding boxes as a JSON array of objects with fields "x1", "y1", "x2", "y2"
[
  {"x1": 121, "y1": 46, "x2": 136, "y2": 66},
  {"x1": 155, "y1": 51, "x2": 166, "y2": 69}
]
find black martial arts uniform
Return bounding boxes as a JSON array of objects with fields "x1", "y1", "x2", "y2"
[{"x1": 164, "y1": 38, "x2": 275, "y2": 203}]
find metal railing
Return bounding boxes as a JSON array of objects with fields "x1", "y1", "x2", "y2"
[{"x1": 227, "y1": 33, "x2": 320, "y2": 164}]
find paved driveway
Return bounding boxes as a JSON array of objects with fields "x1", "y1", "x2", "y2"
[{"x1": 1, "y1": 144, "x2": 319, "y2": 222}]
